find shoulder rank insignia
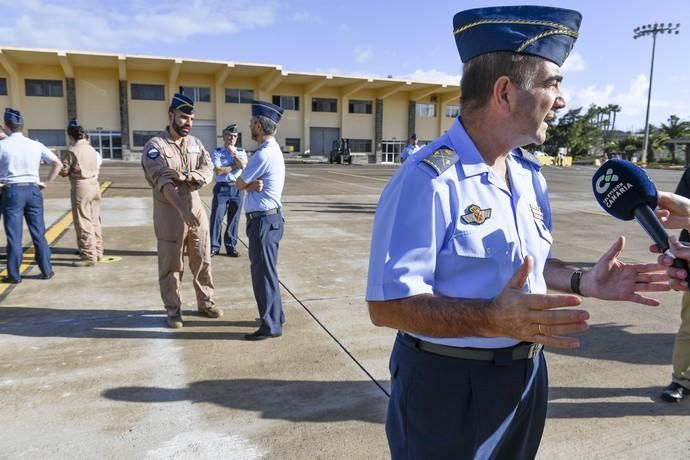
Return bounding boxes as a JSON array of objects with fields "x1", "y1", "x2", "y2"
[
  {"x1": 146, "y1": 147, "x2": 160, "y2": 159},
  {"x1": 420, "y1": 147, "x2": 459, "y2": 176},
  {"x1": 461, "y1": 204, "x2": 492, "y2": 225}
]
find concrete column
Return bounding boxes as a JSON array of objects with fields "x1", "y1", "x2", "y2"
[
  {"x1": 374, "y1": 99, "x2": 383, "y2": 164},
  {"x1": 119, "y1": 80, "x2": 132, "y2": 159},
  {"x1": 66, "y1": 78, "x2": 77, "y2": 121},
  {"x1": 407, "y1": 101, "x2": 416, "y2": 139}
]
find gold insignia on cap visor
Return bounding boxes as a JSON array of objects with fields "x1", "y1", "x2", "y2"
[
  {"x1": 172, "y1": 95, "x2": 193, "y2": 110},
  {"x1": 461, "y1": 204, "x2": 492, "y2": 225}
]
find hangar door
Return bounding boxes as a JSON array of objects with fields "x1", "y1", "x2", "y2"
[
  {"x1": 191, "y1": 120, "x2": 218, "y2": 151},
  {"x1": 310, "y1": 127, "x2": 340, "y2": 157}
]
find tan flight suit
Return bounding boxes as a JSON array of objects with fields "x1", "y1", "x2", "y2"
[
  {"x1": 59, "y1": 139, "x2": 103, "y2": 262},
  {"x1": 141, "y1": 129, "x2": 215, "y2": 317}
]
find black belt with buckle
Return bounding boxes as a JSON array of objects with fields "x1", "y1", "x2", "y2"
[
  {"x1": 405, "y1": 334, "x2": 542, "y2": 362},
  {"x1": 246, "y1": 208, "x2": 279, "y2": 220}
]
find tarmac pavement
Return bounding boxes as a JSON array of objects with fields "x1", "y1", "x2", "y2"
[{"x1": 1, "y1": 162, "x2": 689, "y2": 459}]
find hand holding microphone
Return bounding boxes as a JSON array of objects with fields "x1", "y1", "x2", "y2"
[{"x1": 592, "y1": 159, "x2": 689, "y2": 279}]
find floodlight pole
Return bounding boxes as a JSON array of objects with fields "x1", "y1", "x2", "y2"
[{"x1": 633, "y1": 22, "x2": 680, "y2": 165}]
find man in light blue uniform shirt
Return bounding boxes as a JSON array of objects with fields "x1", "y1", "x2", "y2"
[
  {"x1": 399, "y1": 133, "x2": 419, "y2": 163},
  {"x1": 237, "y1": 100, "x2": 286, "y2": 341},
  {"x1": 210, "y1": 123, "x2": 248, "y2": 257},
  {"x1": 0, "y1": 108, "x2": 62, "y2": 283},
  {"x1": 366, "y1": 7, "x2": 669, "y2": 460}
]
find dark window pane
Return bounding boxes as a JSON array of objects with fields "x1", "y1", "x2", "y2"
[
  {"x1": 133, "y1": 130, "x2": 160, "y2": 147},
  {"x1": 226, "y1": 88, "x2": 254, "y2": 104},
  {"x1": 312, "y1": 97, "x2": 337, "y2": 113},
  {"x1": 349, "y1": 139, "x2": 372, "y2": 153},
  {"x1": 273, "y1": 95, "x2": 299, "y2": 111},
  {"x1": 131, "y1": 84, "x2": 165, "y2": 101},
  {"x1": 0, "y1": 78, "x2": 7, "y2": 96},
  {"x1": 25, "y1": 79, "x2": 63, "y2": 97},
  {"x1": 348, "y1": 99, "x2": 372, "y2": 114},
  {"x1": 28, "y1": 129, "x2": 66, "y2": 146},
  {"x1": 285, "y1": 138, "x2": 301, "y2": 153},
  {"x1": 181, "y1": 86, "x2": 211, "y2": 102}
]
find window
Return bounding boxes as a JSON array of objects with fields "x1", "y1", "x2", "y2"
[
  {"x1": 416, "y1": 103, "x2": 437, "y2": 117},
  {"x1": 272, "y1": 95, "x2": 299, "y2": 111},
  {"x1": 285, "y1": 138, "x2": 301, "y2": 153},
  {"x1": 348, "y1": 99, "x2": 372, "y2": 114},
  {"x1": 131, "y1": 83, "x2": 165, "y2": 101},
  {"x1": 0, "y1": 78, "x2": 7, "y2": 96},
  {"x1": 25, "y1": 79, "x2": 63, "y2": 97},
  {"x1": 349, "y1": 139, "x2": 372, "y2": 153},
  {"x1": 180, "y1": 86, "x2": 211, "y2": 102},
  {"x1": 312, "y1": 97, "x2": 337, "y2": 113},
  {"x1": 225, "y1": 88, "x2": 254, "y2": 104},
  {"x1": 133, "y1": 130, "x2": 160, "y2": 147},
  {"x1": 28, "y1": 129, "x2": 65, "y2": 146},
  {"x1": 88, "y1": 130, "x2": 122, "y2": 160},
  {"x1": 445, "y1": 105, "x2": 460, "y2": 118}
]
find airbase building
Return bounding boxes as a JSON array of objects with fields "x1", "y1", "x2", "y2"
[{"x1": 0, "y1": 47, "x2": 460, "y2": 163}]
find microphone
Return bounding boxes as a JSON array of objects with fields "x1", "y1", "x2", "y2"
[{"x1": 592, "y1": 159, "x2": 689, "y2": 276}]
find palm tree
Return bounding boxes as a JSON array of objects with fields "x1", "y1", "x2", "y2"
[{"x1": 660, "y1": 115, "x2": 690, "y2": 161}]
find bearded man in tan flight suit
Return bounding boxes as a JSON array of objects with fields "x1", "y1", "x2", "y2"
[
  {"x1": 60, "y1": 119, "x2": 103, "y2": 267},
  {"x1": 141, "y1": 93, "x2": 222, "y2": 328}
]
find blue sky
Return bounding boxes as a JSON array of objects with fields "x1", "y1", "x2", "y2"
[{"x1": 2, "y1": 0, "x2": 689, "y2": 132}]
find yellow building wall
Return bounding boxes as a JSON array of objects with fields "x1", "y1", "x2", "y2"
[
  {"x1": 309, "y1": 88, "x2": 341, "y2": 129},
  {"x1": 414, "y1": 97, "x2": 439, "y2": 142},
  {"x1": 19, "y1": 64, "x2": 67, "y2": 129},
  {"x1": 219, "y1": 76, "x2": 256, "y2": 149},
  {"x1": 128, "y1": 70, "x2": 168, "y2": 134},
  {"x1": 382, "y1": 94, "x2": 408, "y2": 141},
  {"x1": 0, "y1": 72, "x2": 9, "y2": 111},
  {"x1": 440, "y1": 102, "x2": 459, "y2": 133},
  {"x1": 342, "y1": 89, "x2": 375, "y2": 144},
  {"x1": 75, "y1": 67, "x2": 120, "y2": 130}
]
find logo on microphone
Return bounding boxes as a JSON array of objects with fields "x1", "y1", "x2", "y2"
[{"x1": 595, "y1": 168, "x2": 619, "y2": 194}]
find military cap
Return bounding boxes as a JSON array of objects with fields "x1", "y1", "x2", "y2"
[
  {"x1": 453, "y1": 5, "x2": 582, "y2": 66},
  {"x1": 223, "y1": 123, "x2": 239, "y2": 134},
  {"x1": 169, "y1": 93, "x2": 194, "y2": 114},
  {"x1": 4, "y1": 107, "x2": 23, "y2": 124},
  {"x1": 410, "y1": 133, "x2": 417, "y2": 140},
  {"x1": 68, "y1": 118, "x2": 81, "y2": 129},
  {"x1": 251, "y1": 100, "x2": 283, "y2": 123}
]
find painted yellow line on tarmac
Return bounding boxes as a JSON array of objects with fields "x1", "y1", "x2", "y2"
[
  {"x1": 0, "y1": 181, "x2": 112, "y2": 298},
  {"x1": 327, "y1": 170, "x2": 391, "y2": 183}
]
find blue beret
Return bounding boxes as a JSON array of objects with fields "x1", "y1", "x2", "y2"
[
  {"x1": 251, "y1": 100, "x2": 283, "y2": 123},
  {"x1": 4, "y1": 107, "x2": 23, "y2": 124},
  {"x1": 223, "y1": 123, "x2": 239, "y2": 134},
  {"x1": 169, "y1": 93, "x2": 194, "y2": 114},
  {"x1": 68, "y1": 118, "x2": 81, "y2": 129},
  {"x1": 453, "y1": 6, "x2": 582, "y2": 66}
]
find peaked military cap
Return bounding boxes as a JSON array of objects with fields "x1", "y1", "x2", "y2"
[
  {"x1": 169, "y1": 93, "x2": 194, "y2": 114},
  {"x1": 4, "y1": 107, "x2": 23, "y2": 124},
  {"x1": 68, "y1": 118, "x2": 81, "y2": 129},
  {"x1": 223, "y1": 123, "x2": 239, "y2": 134},
  {"x1": 251, "y1": 100, "x2": 283, "y2": 123},
  {"x1": 453, "y1": 5, "x2": 582, "y2": 66}
]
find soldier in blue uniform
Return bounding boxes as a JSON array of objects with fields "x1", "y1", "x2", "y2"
[
  {"x1": 237, "y1": 100, "x2": 286, "y2": 341},
  {"x1": 366, "y1": 6, "x2": 670, "y2": 459},
  {"x1": 0, "y1": 108, "x2": 62, "y2": 283},
  {"x1": 210, "y1": 123, "x2": 247, "y2": 257}
]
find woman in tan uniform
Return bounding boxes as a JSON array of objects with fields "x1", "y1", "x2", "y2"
[{"x1": 60, "y1": 119, "x2": 103, "y2": 266}]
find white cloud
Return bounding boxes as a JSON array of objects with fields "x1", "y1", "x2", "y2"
[
  {"x1": 400, "y1": 69, "x2": 461, "y2": 86},
  {"x1": 354, "y1": 46, "x2": 373, "y2": 64},
  {"x1": 563, "y1": 74, "x2": 690, "y2": 131},
  {"x1": 0, "y1": 0, "x2": 278, "y2": 51},
  {"x1": 561, "y1": 52, "x2": 585, "y2": 73}
]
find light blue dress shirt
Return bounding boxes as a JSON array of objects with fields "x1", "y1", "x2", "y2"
[
  {"x1": 213, "y1": 145, "x2": 247, "y2": 183},
  {"x1": 0, "y1": 133, "x2": 59, "y2": 183},
  {"x1": 366, "y1": 118, "x2": 553, "y2": 349},
  {"x1": 240, "y1": 137, "x2": 285, "y2": 213},
  {"x1": 400, "y1": 143, "x2": 420, "y2": 162}
]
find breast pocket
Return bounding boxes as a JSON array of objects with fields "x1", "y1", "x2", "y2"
[{"x1": 444, "y1": 227, "x2": 515, "y2": 291}]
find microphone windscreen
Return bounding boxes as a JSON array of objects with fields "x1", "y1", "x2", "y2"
[{"x1": 592, "y1": 159, "x2": 658, "y2": 221}]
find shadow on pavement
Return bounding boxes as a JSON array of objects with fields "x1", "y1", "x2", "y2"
[
  {"x1": 103, "y1": 379, "x2": 387, "y2": 424},
  {"x1": 548, "y1": 385, "x2": 690, "y2": 418},
  {"x1": 546, "y1": 323, "x2": 675, "y2": 365},
  {"x1": 0, "y1": 307, "x2": 257, "y2": 340}
]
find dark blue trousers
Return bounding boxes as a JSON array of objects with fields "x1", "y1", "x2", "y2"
[
  {"x1": 246, "y1": 210, "x2": 284, "y2": 335},
  {"x1": 210, "y1": 182, "x2": 244, "y2": 253},
  {"x1": 387, "y1": 333, "x2": 547, "y2": 460},
  {"x1": 2, "y1": 184, "x2": 53, "y2": 280}
]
